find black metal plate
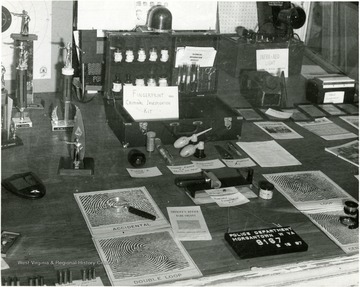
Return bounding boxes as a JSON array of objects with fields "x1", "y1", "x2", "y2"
[{"x1": 225, "y1": 226, "x2": 308, "y2": 259}]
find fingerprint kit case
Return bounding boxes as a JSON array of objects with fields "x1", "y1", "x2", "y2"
[
  {"x1": 306, "y1": 75, "x2": 356, "y2": 104},
  {"x1": 103, "y1": 31, "x2": 243, "y2": 148}
]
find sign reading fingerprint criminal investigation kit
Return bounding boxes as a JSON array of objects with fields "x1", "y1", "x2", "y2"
[{"x1": 123, "y1": 86, "x2": 179, "y2": 121}]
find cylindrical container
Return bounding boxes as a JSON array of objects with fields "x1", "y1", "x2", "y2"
[
  {"x1": 160, "y1": 48, "x2": 169, "y2": 62},
  {"x1": 112, "y1": 75, "x2": 122, "y2": 92},
  {"x1": 146, "y1": 131, "x2": 156, "y2": 152},
  {"x1": 147, "y1": 77, "x2": 157, "y2": 86},
  {"x1": 124, "y1": 74, "x2": 133, "y2": 86},
  {"x1": 125, "y1": 48, "x2": 134, "y2": 62},
  {"x1": 114, "y1": 48, "x2": 123, "y2": 62},
  {"x1": 149, "y1": 47, "x2": 158, "y2": 62},
  {"x1": 137, "y1": 47, "x2": 146, "y2": 62},
  {"x1": 259, "y1": 180, "x2": 274, "y2": 200},
  {"x1": 158, "y1": 76, "x2": 168, "y2": 87},
  {"x1": 16, "y1": 68, "x2": 27, "y2": 118},
  {"x1": 155, "y1": 138, "x2": 174, "y2": 165},
  {"x1": 135, "y1": 76, "x2": 145, "y2": 86},
  {"x1": 344, "y1": 201, "x2": 359, "y2": 215},
  {"x1": 62, "y1": 70, "x2": 74, "y2": 124},
  {"x1": 128, "y1": 149, "x2": 146, "y2": 167}
]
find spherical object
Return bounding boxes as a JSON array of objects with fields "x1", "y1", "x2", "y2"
[{"x1": 147, "y1": 5, "x2": 172, "y2": 33}]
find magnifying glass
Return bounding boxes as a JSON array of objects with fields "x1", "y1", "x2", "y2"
[{"x1": 106, "y1": 197, "x2": 156, "y2": 221}]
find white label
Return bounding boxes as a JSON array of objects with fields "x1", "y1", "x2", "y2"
[
  {"x1": 256, "y1": 48, "x2": 289, "y2": 77},
  {"x1": 123, "y1": 86, "x2": 179, "y2": 121},
  {"x1": 259, "y1": 188, "x2": 273, "y2": 200},
  {"x1": 324, "y1": 91, "x2": 345, "y2": 103}
]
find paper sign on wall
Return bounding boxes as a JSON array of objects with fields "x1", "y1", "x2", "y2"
[
  {"x1": 123, "y1": 86, "x2": 179, "y2": 121},
  {"x1": 256, "y1": 48, "x2": 289, "y2": 77}
]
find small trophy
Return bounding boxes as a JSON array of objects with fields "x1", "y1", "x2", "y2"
[
  {"x1": 12, "y1": 42, "x2": 32, "y2": 128},
  {"x1": 58, "y1": 106, "x2": 94, "y2": 176},
  {"x1": 51, "y1": 42, "x2": 76, "y2": 131},
  {"x1": 1, "y1": 65, "x2": 23, "y2": 149},
  {"x1": 10, "y1": 10, "x2": 41, "y2": 109}
]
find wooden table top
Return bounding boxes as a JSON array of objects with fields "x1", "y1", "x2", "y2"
[{"x1": 1, "y1": 92, "x2": 358, "y2": 286}]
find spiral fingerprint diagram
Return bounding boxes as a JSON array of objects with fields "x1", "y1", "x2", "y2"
[
  {"x1": 98, "y1": 231, "x2": 190, "y2": 279},
  {"x1": 78, "y1": 189, "x2": 158, "y2": 228},
  {"x1": 267, "y1": 171, "x2": 347, "y2": 203},
  {"x1": 80, "y1": 194, "x2": 109, "y2": 215}
]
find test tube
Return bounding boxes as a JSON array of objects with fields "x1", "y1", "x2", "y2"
[{"x1": 155, "y1": 138, "x2": 174, "y2": 165}]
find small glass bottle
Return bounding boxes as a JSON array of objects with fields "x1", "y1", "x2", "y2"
[
  {"x1": 160, "y1": 48, "x2": 169, "y2": 62},
  {"x1": 137, "y1": 47, "x2": 146, "y2": 62},
  {"x1": 135, "y1": 75, "x2": 145, "y2": 86},
  {"x1": 125, "y1": 48, "x2": 134, "y2": 62},
  {"x1": 147, "y1": 76, "x2": 157, "y2": 87},
  {"x1": 124, "y1": 74, "x2": 133, "y2": 86},
  {"x1": 112, "y1": 74, "x2": 122, "y2": 98},
  {"x1": 149, "y1": 47, "x2": 158, "y2": 62},
  {"x1": 158, "y1": 76, "x2": 168, "y2": 87},
  {"x1": 114, "y1": 48, "x2": 123, "y2": 63},
  {"x1": 155, "y1": 138, "x2": 174, "y2": 165}
]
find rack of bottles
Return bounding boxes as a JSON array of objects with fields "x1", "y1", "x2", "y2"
[{"x1": 104, "y1": 31, "x2": 219, "y2": 100}]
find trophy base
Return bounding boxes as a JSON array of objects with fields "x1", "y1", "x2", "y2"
[
  {"x1": 12, "y1": 116, "x2": 32, "y2": 128},
  {"x1": 1, "y1": 136, "x2": 23, "y2": 149},
  {"x1": 58, "y1": 157, "x2": 94, "y2": 176},
  {"x1": 52, "y1": 120, "x2": 75, "y2": 131}
]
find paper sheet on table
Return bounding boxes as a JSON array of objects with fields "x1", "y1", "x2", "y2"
[
  {"x1": 1, "y1": 258, "x2": 9, "y2": 270},
  {"x1": 265, "y1": 108, "x2": 293, "y2": 119},
  {"x1": 167, "y1": 206, "x2": 212, "y2": 241},
  {"x1": 296, "y1": 117, "x2": 358, "y2": 140},
  {"x1": 205, "y1": 187, "x2": 249, "y2": 207},
  {"x1": 222, "y1": 158, "x2": 256, "y2": 168},
  {"x1": 187, "y1": 186, "x2": 257, "y2": 205},
  {"x1": 126, "y1": 167, "x2": 162, "y2": 178},
  {"x1": 191, "y1": 159, "x2": 225, "y2": 170},
  {"x1": 236, "y1": 140, "x2": 301, "y2": 167},
  {"x1": 175, "y1": 47, "x2": 217, "y2": 67},
  {"x1": 167, "y1": 164, "x2": 202, "y2": 175},
  {"x1": 254, "y1": 122, "x2": 303, "y2": 140}
]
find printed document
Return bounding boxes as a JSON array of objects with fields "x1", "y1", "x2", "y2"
[
  {"x1": 236, "y1": 140, "x2": 301, "y2": 167},
  {"x1": 167, "y1": 206, "x2": 212, "y2": 241},
  {"x1": 296, "y1": 117, "x2": 358, "y2": 140}
]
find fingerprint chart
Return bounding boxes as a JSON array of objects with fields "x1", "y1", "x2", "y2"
[
  {"x1": 305, "y1": 210, "x2": 358, "y2": 253},
  {"x1": 93, "y1": 230, "x2": 202, "y2": 285},
  {"x1": 98, "y1": 231, "x2": 189, "y2": 279},
  {"x1": 78, "y1": 188, "x2": 157, "y2": 227},
  {"x1": 74, "y1": 187, "x2": 169, "y2": 235},
  {"x1": 264, "y1": 171, "x2": 350, "y2": 204}
]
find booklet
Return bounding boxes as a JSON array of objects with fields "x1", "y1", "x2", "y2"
[{"x1": 167, "y1": 206, "x2": 212, "y2": 241}]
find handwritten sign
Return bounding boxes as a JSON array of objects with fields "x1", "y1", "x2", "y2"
[
  {"x1": 256, "y1": 48, "x2": 289, "y2": 77},
  {"x1": 126, "y1": 167, "x2": 162, "y2": 178},
  {"x1": 123, "y1": 86, "x2": 179, "y2": 121},
  {"x1": 167, "y1": 164, "x2": 202, "y2": 175},
  {"x1": 205, "y1": 187, "x2": 250, "y2": 207}
]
